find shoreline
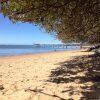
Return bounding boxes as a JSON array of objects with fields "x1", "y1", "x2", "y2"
[
  {"x1": 0, "y1": 49, "x2": 81, "y2": 61},
  {"x1": 0, "y1": 46, "x2": 80, "y2": 57}
]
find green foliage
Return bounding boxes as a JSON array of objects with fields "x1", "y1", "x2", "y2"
[{"x1": 0, "y1": 0, "x2": 100, "y2": 44}]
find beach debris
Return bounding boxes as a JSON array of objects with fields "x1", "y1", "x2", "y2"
[{"x1": 0, "y1": 85, "x2": 4, "y2": 90}]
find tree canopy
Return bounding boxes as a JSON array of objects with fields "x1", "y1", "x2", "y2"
[{"x1": 0, "y1": 0, "x2": 100, "y2": 44}]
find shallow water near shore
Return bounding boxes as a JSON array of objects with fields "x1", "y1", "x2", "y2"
[{"x1": 0, "y1": 46, "x2": 80, "y2": 56}]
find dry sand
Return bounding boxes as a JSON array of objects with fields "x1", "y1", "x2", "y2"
[{"x1": 0, "y1": 50, "x2": 94, "y2": 100}]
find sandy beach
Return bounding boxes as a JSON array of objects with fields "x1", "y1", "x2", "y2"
[{"x1": 0, "y1": 50, "x2": 99, "y2": 100}]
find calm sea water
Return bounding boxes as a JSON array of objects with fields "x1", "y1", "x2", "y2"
[{"x1": 0, "y1": 45, "x2": 80, "y2": 56}]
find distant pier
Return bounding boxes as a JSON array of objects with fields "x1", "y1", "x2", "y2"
[{"x1": 33, "y1": 43, "x2": 80, "y2": 48}]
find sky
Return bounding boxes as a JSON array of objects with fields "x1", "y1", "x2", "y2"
[{"x1": 0, "y1": 14, "x2": 62, "y2": 45}]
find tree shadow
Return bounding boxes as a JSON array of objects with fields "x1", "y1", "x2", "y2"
[{"x1": 47, "y1": 53, "x2": 100, "y2": 100}]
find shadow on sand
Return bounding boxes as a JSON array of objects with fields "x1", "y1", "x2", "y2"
[{"x1": 47, "y1": 52, "x2": 100, "y2": 100}]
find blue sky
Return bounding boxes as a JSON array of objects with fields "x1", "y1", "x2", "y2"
[{"x1": 0, "y1": 14, "x2": 62, "y2": 45}]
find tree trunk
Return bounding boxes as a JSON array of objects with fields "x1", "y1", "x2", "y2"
[{"x1": 80, "y1": 42, "x2": 83, "y2": 49}]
